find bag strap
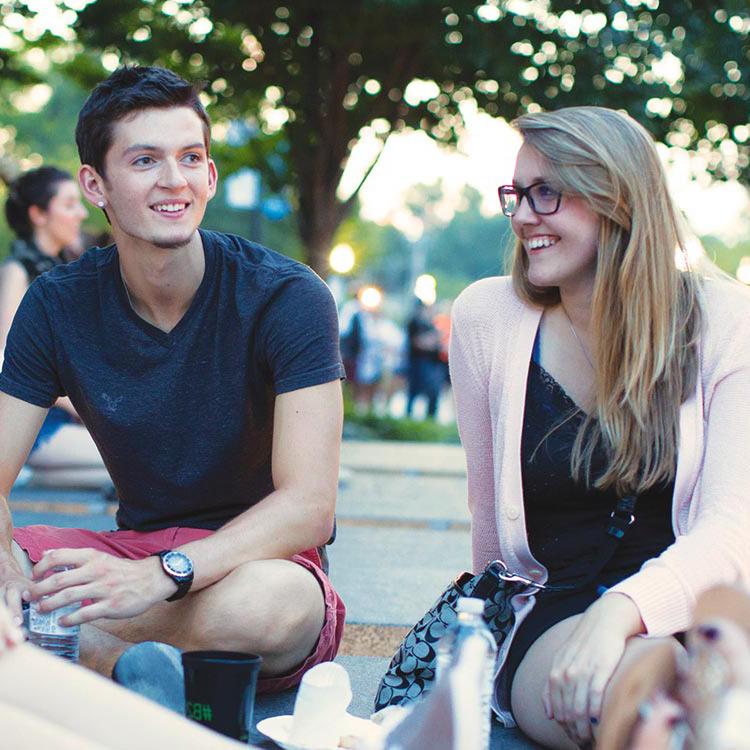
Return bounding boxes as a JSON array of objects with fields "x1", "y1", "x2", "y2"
[
  {"x1": 481, "y1": 493, "x2": 638, "y2": 595},
  {"x1": 554, "y1": 493, "x2": 638, "y2": 592}
]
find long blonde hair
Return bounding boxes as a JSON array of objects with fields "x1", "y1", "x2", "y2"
[{"x1": 510, "y1": 106, "x2": 702, "y2": 495}]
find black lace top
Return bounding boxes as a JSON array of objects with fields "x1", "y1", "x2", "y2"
[{"x1": 521, "y1": 356, "x2": 676, "y2": 590}]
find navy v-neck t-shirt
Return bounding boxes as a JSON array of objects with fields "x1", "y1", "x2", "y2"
[{"x1": 0, "y1": 230, "x2": 344, "y2": 531}]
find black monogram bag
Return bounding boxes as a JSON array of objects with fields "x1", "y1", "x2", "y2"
[{"x1": 374, "y1": 495, "x2": 637, "y2": 712}]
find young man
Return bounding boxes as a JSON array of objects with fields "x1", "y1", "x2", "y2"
[{"x1": 0, "y1": 66, "x2": 345, "y2": 692}]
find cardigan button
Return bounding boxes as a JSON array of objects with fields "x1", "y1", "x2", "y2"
[{"x1": 506, "y1": 504, "x2": 521, "y2": 520}]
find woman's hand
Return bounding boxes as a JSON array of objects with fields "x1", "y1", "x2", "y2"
[{"x1": 543, "y1": 593, "x2": 644, "y2": 746}]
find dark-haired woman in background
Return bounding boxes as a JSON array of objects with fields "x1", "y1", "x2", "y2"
[{"x1": 2, "y1": 166, "x2": 108, "y2": 487}]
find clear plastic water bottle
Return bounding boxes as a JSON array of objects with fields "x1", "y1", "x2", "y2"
[
  {"x1": 436, "y1": 597, "x2": 497, "y2": 750},
  {"x1": 28, "y1": 566, "x2": 80, "y2": 662}
]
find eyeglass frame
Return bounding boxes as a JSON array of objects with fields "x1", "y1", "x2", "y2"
[{"x1": 497, "y1": 181, "x2": 563, "y2": 218}]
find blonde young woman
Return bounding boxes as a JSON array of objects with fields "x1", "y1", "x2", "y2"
[{"x1": 449, "y1": 106, "x2": 750, "y2": 749}]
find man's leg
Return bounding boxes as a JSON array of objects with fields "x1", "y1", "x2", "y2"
[
  {"x1": 13, "y1": 529, "x2": 340, "y2": 685},
  {"x1": 90, "y1": 558, "x2": 327, "y2": 678}
]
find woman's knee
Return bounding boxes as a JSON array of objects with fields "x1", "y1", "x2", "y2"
[{"x1": 510, "y1": 617, "x2": 582, "y2": 749}]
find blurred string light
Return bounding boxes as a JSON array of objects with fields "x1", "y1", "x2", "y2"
[
  {"x1": 414, "y1": 274, "x2": 437, "y2": 305},
  {"x1": 329, "y1": 243, "x2": 356, "y2": 274},
  {"x1": 9, "y1": 83, "x2": 52, "y2": 113},
  {"x1": 737, "y1": 257, "x2": 750, "y2": 285},
  {"x1": 358, "y1": 285, "x2": 382, "y2": 311}
]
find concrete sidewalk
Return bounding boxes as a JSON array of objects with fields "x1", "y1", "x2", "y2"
[{"x1": 341, "y1": 439, "x2": 467, "y2": 477}]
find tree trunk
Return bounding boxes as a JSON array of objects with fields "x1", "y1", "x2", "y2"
[{"x1": 297, "y1": 181, "x2": 342, "y2": 277}]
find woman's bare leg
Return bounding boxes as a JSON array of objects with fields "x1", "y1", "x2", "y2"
[
  {"x1": 2, "y1": 703, "x2": 113, "y2": 750},
  {"x1": 510, "y1": 614, "x2": 682, "y2": 749},
  {"x1": 0, "y1": 643, "x2": 245, "y2": 750},
  {"x1": 26, "y1": 424, "x2": 104, "y2": 469},
  {"x1": 25, "y1": 423, "x2": 111, "y2": 488}
]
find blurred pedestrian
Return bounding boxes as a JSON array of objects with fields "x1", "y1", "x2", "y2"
[
  {"x1": 406, "y1": 299, "x2": 443, "y2": 419},
  {"x1": 341, "y1": 285, "x2": 388, "y2": 412}
]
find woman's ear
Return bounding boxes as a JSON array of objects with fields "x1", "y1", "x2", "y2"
[{"x1": 27, "y1": 203, "x2": 47, "y2": 229}]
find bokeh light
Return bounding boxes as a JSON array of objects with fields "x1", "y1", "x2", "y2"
[
  {"x1": 737, "y1": 257, "x2": 750, "y2": 285},
  {"x1": 414, "y1": 274, "x2": 437, "y2": 305},
  {"x1": 329, "y1": 243, "x2": 356, "y2": 274},
  {"x1": 358, "y1": 285, "x2": 382, "y2": 311}
]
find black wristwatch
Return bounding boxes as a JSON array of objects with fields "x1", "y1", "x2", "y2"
[{"x1": 152, "y1": 550, "x2": 194, "y2": 602}]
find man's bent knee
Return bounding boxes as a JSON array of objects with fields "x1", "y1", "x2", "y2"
[
  {"x1": 194, "y1": 558, "x2": 326, "y2": 667},
  {"x1": 238, "y1": 560, "x2": 324, "y2": 655}
]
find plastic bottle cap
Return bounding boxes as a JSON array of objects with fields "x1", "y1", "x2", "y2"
[{"x1": 456, "y1": 597, "x2": 485, "y2": 614}]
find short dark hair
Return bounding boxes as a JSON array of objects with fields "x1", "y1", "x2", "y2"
[
  {"x1": 75, "y1": 65, "x2": 211, "y2": 176},
  {"x1": 5, "y1": 166, "x2": 73, "y2": 239}
]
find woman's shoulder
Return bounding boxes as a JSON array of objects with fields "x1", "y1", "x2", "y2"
[
  {"x1": 452, "y1": 275, "x2": 524, "y2": 326},
  {"x1": 0, "y1": 257, "x2": 30, "y2": 286},
  {"x1": 700, "y1": 276, "x2": 750, "y2": 332},
  {"x1": 699, "y1": 276, "x2": 750, "y2": 367}
]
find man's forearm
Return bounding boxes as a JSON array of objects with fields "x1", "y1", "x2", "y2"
[
  {"x1": 176, "y1": 485, "x2": 335, "y2": 593},
  {"x1": 0, "y1": 495, "x2": 19, "y2": 569}
]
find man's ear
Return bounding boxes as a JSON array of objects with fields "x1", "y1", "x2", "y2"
[
  {"x1": 207, "y1": 158, "x2": 218, "y2": 201},
  {"x1": 78, "y1": 165, "x2": 107, "y2": 209}
]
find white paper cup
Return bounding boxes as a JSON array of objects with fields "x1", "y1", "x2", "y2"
[{"x1": 288, "y1": 662, "x2": 352, "y2": 748}]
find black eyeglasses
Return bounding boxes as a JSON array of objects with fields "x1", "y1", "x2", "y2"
[{"x1": 498, "y1": 181, "x2": 563, "y2": 217}]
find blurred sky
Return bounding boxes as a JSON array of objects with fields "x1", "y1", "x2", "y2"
[{"x1": 342, "y1": 101, "x2": 750, "y2": 245}]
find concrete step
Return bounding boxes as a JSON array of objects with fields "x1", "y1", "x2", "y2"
[
  {"x1": 337, "y1": 472, "x2": 469, "y2": 524},
  {"x1": 341, "y1": 440, "x2": 466, "y2": 477}
]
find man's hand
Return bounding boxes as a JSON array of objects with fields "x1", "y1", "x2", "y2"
[
  {"x1": 0, "y1": 600, "x2": 24, "y2": 653},
  {"x1": 0, "y1": 561, "x2": 32, "y2": 626},
  {"x1": 28, "y1": 548, "x2": 176, "y2": 626},
  {"x1": 542, "y1": 593, "x2": 644, "y2": 746}
]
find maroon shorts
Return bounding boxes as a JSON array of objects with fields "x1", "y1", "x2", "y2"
[{"x1": 13, "y1": 525, "x2": 346, "y2": 693}]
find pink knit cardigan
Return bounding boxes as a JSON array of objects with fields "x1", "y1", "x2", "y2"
[{"x1": 449, "y1": 275, "x2": 750, "y2": 637}]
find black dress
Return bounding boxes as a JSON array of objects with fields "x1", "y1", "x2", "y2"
[{"x1": 503, "y1": 343, "x2": 676, "y2": 687}]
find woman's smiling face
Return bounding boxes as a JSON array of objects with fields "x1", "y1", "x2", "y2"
[{"x1": 511, "y1": 142, "x2": 600, "y2": 297}]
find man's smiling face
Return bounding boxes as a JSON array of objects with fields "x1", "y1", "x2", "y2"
[{"x1": 97, "y1": 106, "x2": 217, "y2": 250}]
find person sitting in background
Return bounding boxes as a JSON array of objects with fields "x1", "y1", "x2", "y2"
[{"x1": 2, "y1": 166, "x2": 109, "y2": 489}]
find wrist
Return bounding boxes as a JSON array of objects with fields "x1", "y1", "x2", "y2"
[
  {"x1": 597, "y1": 592, "x2": 645, "y2": 636},
  {"x1": 151, "y1": 550, "x2": 194, "y2": 602},
  {"x1": 146, "y1": 556, "x2": 178, "y2": 601},
  {"x1": 0, "y1": 557, "x2": 25, "y2": 578}
]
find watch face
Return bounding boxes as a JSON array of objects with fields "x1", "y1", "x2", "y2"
[{"x1": 164, "y1": 551, "x2": 193, "y2": 577}]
